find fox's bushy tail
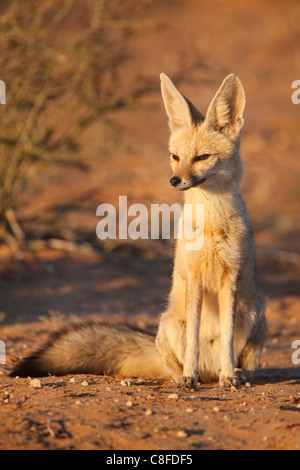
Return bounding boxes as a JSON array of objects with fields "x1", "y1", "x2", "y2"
[{"x1": 9, "y1": 321, "x2": 171, "y2": 379}]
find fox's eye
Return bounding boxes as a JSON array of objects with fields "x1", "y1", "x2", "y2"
[
  {"x1": 171, "y1": 154, "x2": 180, "y2": 161},
  {"x1": 193, "y1": 154, "x2": 210, "y2": 162}
]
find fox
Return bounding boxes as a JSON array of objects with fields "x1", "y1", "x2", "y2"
[{"x1": 10, "y1": 73, "x2": 267, "y2": 388}]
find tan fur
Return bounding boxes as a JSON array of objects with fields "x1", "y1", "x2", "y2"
[
  {"x1": 10, "y1": 74, "x2": 266, "y2": 389},
  {"x1": 156, "y1": 73, "x2": 266, "y2": 388}
]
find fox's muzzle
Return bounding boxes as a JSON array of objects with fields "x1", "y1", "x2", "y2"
[
  {"x1": 170, "y1": 176, "x2": 207, "y2": 190},
  {"x1": 170, "y1": 176, "x2": 181, "y2": 187}
]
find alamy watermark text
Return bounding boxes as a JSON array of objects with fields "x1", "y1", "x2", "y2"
[
  {"x1": 291, "y1": 340, "x2": 300, "y2": 365},
  {"x1": 0, "y1": 80, "x2": 6, "y2": 104},
  {"x1": 96, "y1": 196, "x2": 204, "y2": 250},
  {"x1": 291, "y1": 80, "x2": 300, "y2": 104},
  {"x1": 0, "y1": 340, "x2": 5, "y2": 364}
]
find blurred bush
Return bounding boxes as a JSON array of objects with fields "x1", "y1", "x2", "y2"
[{"x1": 0, "y1": 0, "x2": 152, "y2": 256}]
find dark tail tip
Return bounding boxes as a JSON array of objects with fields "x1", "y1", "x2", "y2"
[{"x1": 9, "y1": 355, "x2": 46, "y2": 378}]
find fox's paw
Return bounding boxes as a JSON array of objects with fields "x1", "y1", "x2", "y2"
[
  {"x1": 177, "y1": 376, "x2": 198, "y2": 390},
  {"x1": 218, "y1": 374, "x2": 237, "y2": 389},
  {"x1": 234, "y1": 368, "x2": 247, "y2": 385}
]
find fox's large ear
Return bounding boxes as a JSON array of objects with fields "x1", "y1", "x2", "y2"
[
  {"x1": 205, "y1": 74, "x2": 245, "y2": 139},
  {"x1": 160, "y1": 73, "x2": 204, "y2": 133}
]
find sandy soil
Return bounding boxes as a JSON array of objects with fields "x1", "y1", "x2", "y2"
[
  {"x1": 1, "y1": 0, "x2": 300, "y2": 451},
  {"x1": 1, "y1": 250, "x2": 300, "y2": 450}
]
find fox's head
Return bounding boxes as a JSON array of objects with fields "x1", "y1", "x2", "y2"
[{"x1": 160, "y1": 73, "x2": 246, "y2": 192}]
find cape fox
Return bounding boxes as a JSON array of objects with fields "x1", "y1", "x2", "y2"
[{"x1": 10, "y1": 73, "x2": 267, "y2": 388}]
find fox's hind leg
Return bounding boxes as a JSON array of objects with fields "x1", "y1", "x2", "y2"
[
  {"x1": 237, "y1": 295, "x2": 267, "y2": 378},
  {"x1": 155, "y1": 310, "x2": 186, "y2": 383},
  {"x1": 156, "y1": 264, "x2": 186, "y2": 383},
  {"x1": 238, "y1": 317, "x2": 267, "y2": 376}
]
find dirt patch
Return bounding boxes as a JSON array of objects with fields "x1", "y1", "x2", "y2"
[{"x1": 0, "y1": 251, "x2": 300, "y2": 450}]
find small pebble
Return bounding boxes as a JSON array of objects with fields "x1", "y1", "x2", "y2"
[
  {"x1": 186, "y1": 407, "x2": 193, "y2": 413},
  {"x1": 213, "y1": 406, "x2": 220, "y2": 412},
  {"x1": 120, "y1": 379, "x2": 131, "y2": 387},
  {"x1": 168, "y1": 393, "x2": 179, "y2": 400},
  {"x1": 126, "y1": 400, "x2": 133, "y2": 407},
  {"x1": 69, "y1": 377, "x2": 76, "y2": 383},
  {"x1": 177, "y1": 430, "x2": 188, "y2": 438},
  {"x1": 81, "y1": 380, "x2": 89, "y2": 387},
  {"x1": 30, "y1": 379, "x2": 42, "y2": 389},
  {"x1": 245, "y1": 382, "x2": 251, "y2": 388},
  {"x1": 145, "y1": 409, "x2": 153, "y2": 416}
]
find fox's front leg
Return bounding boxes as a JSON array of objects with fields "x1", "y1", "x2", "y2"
[
  {"x1": 178, "y1": 275, "x2": 202, "y2": 389},
  {"x1": 218, "y1": 274, "x2": 237, "y2": 388}
]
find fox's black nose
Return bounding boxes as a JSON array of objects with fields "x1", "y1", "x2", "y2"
[{"x1": 170, "y1": 176, "x2": 181, "y2": 187}]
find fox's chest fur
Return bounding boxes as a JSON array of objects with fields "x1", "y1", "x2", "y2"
[{"x1": 176, "y1": 188, "x2": 249, "y2": 294}]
